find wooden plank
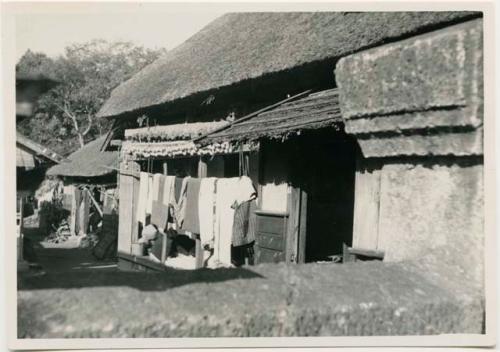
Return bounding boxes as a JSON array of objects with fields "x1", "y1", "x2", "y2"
[
  {"x1": 254, "y1": 209, "x2": 289, "y2": 217},
  {"x1": 348, "y1": 247, "x2": 384, "y2": 259},
  {"x1": 297, "y1": 189, "x2": 308, "y2": 264},
  {"x1": 352, "y1": 157, "x2": 381, "y2": 251},
  {"x1": 256, "y1": 233, "x2": 284, "y2": 251},
  {"x1": 117, "y1": 257, "x2": 135, "y2": 271},
  {"x1": 118, "y1": 252, "x2": 168, "y2": 272},
  {"x1": 256, "y1": 214, "x2": 286, "y2": 235},
  {"x1": 285, "y1": 186, "x2": 301, "y2": 263},
  {"x1": 255, "y1": 247, "x2": 285, "y2": 264}
]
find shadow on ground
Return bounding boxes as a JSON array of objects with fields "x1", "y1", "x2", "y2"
[
  {"x1": 19, "y1": 241, "x2": 264, "y2": 292},
  {"x1": 19, "y1": 265, "x2": 263, "y2": 291}
]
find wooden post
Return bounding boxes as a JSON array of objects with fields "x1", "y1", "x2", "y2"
[
  {"x1": 80, "y1": 189, "x2": 90, "y2": 235},
  {"x1": 163, "y1": 161, "x2": 168, "y2": 176},
  {"x1": 69, "y1": 185, "x2": 77, "y2": 236},
  {"x1": 194, "y1": 157, "x2": 207, "y2": 269},
  {"x1": 130, "y1": 161, "x2": 141, "y2": 244},
  {"x1": 197, "y1": 157, "x2": 207, "y2": 178},
  {"x1": 17, "y1": 196, "x2": 24, "y2": 261},
  {"x1": 285, "y1": 186, "x2": 301, "y2": 263},
  {"x1": 297, "y1": 189, "x2": 307, "y2": 264},
  {"x1": 118, "y1": 160, "x2": 140, "y2": 255}
]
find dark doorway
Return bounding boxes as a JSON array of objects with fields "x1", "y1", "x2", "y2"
[{"x1": 293, "y1": 129, "x2": 358, "y2": 263}]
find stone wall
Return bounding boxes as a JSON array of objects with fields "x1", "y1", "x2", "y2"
[{"x1": 335, "y1": 18, "x2": 484, "y2": 286}]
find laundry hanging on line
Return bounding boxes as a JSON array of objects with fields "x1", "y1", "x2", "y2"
[{"x1": 134, "y1": 172, "x2": 258, "y2": 267}]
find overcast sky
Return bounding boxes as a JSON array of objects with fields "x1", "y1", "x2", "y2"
[{"x1": 15, "y1": 9, "x2": 224, "y2": 60}]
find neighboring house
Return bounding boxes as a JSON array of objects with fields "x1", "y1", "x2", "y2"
[
  {"x1": 16, "y1": 72, "x2": 61, "y2": 266},
  {"x1": 17, "y1": 132, "x2": 63, "y2": 192},
  {"x1": 97, "y1": 12, "x2": 485, "y2": 334}
]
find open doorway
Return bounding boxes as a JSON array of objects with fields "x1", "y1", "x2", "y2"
[{"x1": 293, "y1": 129, "x2": 359, "y2": 263}]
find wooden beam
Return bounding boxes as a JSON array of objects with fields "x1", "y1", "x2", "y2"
[
  {"x1": 348, "y1": 247, "x2": 385, "y2": 259},
  {"x1": 99, "y1": 119, "x2": 117, "y2": 152},
  {"x1": 85, "y1": 188, "x2": 103, "y2": 217}
]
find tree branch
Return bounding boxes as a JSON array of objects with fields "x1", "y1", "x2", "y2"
[
  {"x1": 54, "y1": 101, "x2": 85, "y2": 148},
  {"x1": 55, "y1": 101, "x2": 79, "y2": 131},
  {"x1": 82, "y1": 113, "x2": 93, "y2": 136}
]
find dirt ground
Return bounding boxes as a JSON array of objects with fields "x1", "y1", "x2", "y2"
[
  {"x1": 17, "y1": 225, "x2": 483, "y2": 338},
  {"x1": 21, "y1": 225, "x2": 118, "y2": 274}
]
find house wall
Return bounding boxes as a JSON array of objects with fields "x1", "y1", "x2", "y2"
[{"x1": 335, "y1": 19, "x2": 484, "y2": 286}]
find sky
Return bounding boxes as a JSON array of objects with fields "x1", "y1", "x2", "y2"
[{"x1": 15, "y1": 7, "x2": 224, "y2": 60}]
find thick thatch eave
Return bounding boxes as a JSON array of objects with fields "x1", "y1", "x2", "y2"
[
  {"x1": 46, "y1": 136, "x2": 118, "y2": 178},
  {"x1": 97, "y1": 11, "x2": 481, "y2": 120},
  {"x1": 196, "y1": 89, "x2": 343, "y2": 145}
]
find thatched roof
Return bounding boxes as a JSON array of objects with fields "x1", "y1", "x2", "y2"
[
  {"x1": 46, "y1": 136, "x2": 118, "y2": 178},
  {"x1": 97, "y1": 11, "x2": 480, "y2": 119},
  {"x1": 196, "y1": 89, "x2": 342, "y2": 145},
  {"x1": 16, "y1": 132, "x2": 64, "y2": 166},
  {"x1": 125, "y1": 121, "x2": 228, "y2": 142}
]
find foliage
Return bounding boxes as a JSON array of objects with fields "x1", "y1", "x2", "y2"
[
  {"x1": 16, "y1": 40, "x2": 166, "y2": 155},
  {"x1": 38, "y1": 200, "x2": 67, "y2": 236}
]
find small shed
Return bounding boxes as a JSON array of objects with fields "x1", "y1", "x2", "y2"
[{"x1": 46, "y1": 136, "x2": 119, "y2": 242}]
